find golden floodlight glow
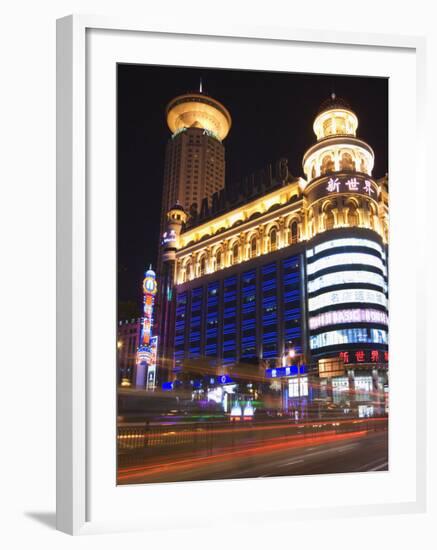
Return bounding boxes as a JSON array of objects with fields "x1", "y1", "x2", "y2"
[
  {"x1": 166, "y1": 93, "x2": 232, "y2": 141},
  {"x1": 313, "y1": 108, "x2": 358, "y2": 141},
  {"x1": 178, "y1": 180, "x2": 302, "y2": 248}
]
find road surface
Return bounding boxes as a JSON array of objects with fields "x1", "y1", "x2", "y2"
[{"x1": 118, "y1": 425, "x2": 388, "y2": 484}]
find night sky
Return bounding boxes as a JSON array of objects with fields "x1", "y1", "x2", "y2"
[{"x1": 117, "y1": 65, "x2": 388, "y2": 316}]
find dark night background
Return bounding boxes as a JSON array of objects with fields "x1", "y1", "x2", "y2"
[{"x1": 117, "y1": 65, "x2": 388, "y2": 318}]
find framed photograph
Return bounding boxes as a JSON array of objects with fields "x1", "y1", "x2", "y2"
[{"x1": 56, "y1": 15, "x2": 427, "y2": 535}]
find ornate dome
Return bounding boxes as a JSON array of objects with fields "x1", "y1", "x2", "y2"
[
  {"x1": 312, "y1": 93, "x2": 358, "y2": 141},
  {"x1": 169, "y1": 201, "x2": 186, "y2": 213},
  {"x1": 317, "y1": 93, "x2": 352, "y2": 115}
]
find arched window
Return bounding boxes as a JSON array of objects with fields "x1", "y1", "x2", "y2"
[
  {"x1": 321, "y1": 155, "x2": 335, "y2": 175},
  {"x1": 290, "y1": 220, "x2": 299, "y2": 244},
  {"x1": 216, "y1": 250, "x2": 222, "y2": 269},
  {"x1": 232, "y1": 243, "x2": 239, "y2": 265},
  {"x1": 185, "y1": 261, "x2": 192, "y2": 281},
  {"x1": 269, "y1": 227, "x2": 277, "y2": 252},
  {"x1": 325, "y1": 209, "x2": 335, "y2": 230},
  {"x1": 340, "y1": 152, "x2": 355, "y2": 171},
  {"x1": 250, "y1": 235, "x2": 257, "y2": 258},
  {"x1": 334, "y1": 117, "x2": 346, "y2": 134},
  {"x1": 347, "y1": 207, "x2": 359, "y2": 226},
  {"x1": 323, "y1": 118, "x2": 333, "y2": 136},
  {"x1": 199, "y1": 256, "x2": 206, "y2": 276}
]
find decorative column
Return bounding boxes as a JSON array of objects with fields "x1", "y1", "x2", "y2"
[
  {"x1": 222, "y1": 240, "x2": 230, "y2": 267},
  {"x1": 206, "y1": 246, "x2": 212, "y2": 274},
  {"x1": 278, "y1": 216, "x2": 285, "y2": 248},
  {"x1": 258, "y1": 225, "x2": 265, "y2": 255},
  {"x1": 239, "y1": 232, "x2": 246, "y2": 261}
]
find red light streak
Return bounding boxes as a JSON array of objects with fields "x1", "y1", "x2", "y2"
[{"x1": 117, "y1": 429, "x2": 368, "y2": 482}]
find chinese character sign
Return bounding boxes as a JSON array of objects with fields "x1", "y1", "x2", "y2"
[
  {"x1": 339, "y1": 349, "x2": 388, "y2": 364},
  {"x1": 325, "y1": 176, "x2": 376, "y2": 196},
  {"x1": 326, "y1": 178, "x2": 340, "y2": 192}
]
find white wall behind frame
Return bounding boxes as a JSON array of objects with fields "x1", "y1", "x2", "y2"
[{"x1": 0, "y1": 0, "x2": 434, "y2": 548}]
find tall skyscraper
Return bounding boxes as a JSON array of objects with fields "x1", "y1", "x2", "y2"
[
  {"x1": 162, "y1": 89, "x2": 232, "y2": 217},
  {"x1": 155, "y1": 89, "x2": 232, "y2": 355}
]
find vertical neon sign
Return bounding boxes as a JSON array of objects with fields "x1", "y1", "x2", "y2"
[
  {"x1": 141, "y1": 268, "x2": 157, "y2": 345},
  {"x1": 136, "y1": 267, "x2": 158, "y2": 388}
]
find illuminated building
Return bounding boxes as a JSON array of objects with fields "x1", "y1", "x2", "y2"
[
  {"x1": 162, "y1": 86, "x2": 231, "y2": 218},
  {"x1": 135, "y1": 267, "x2": 159, "y2": 390},
  {"x1": 159, "y1": 94, "x2": 389, "y2": 416},
  {"x1": 117, "y1": 318, "x2": 141, "y2": 386},
  {"x1": 156, "y1": 87, "x2": 232, "y2": 350}
]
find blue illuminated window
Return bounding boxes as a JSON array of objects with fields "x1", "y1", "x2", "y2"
[
  {"x1": 189, "y1": 287, "x2": 203, "y2": 358},
  {"x1": 223, "y1": 276, "x2": 237, "y2": 363},
  {"x1": 283, "y1": 255, "x2": 302, "y2": 354},
  {"x1": 262, "y1": 263, "x2": 278, "y2": 358},
  {"x1": 241, "y1": 269, "x2": 257, "y2": 359},
  {"x1": 205, "y1": 281, "x2": 220, "y2": 357},
  {"x1": 174, "y1": 292, "x2": 187, "y2": 360}
]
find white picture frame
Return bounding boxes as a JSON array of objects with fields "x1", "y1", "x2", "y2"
[{"x1": 56, "y1": 14, "x2": 427, "y2": 535}]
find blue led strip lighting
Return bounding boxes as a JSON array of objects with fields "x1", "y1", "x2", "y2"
[
  {"x1": 223, "y1": 276, "x2": 237, "y2": 364},
  {"x1": 241, "y1": 269, "x2": 257, "y2": 359},
  {"x1": 174, "y1": 292, "x2": 187, "y2": 360},
  {"x1": 188, "y1": 287, "x2": 203, "y2": 358},
  {"x1": 283, "y1": 255, "x2": 302, "y2": 354},
  {"x1": 205, "y1": 281, "x2": 220, "y2": 357},
  {"x1": 262, "y1": 263, "x2": 278, "y2": 359}
]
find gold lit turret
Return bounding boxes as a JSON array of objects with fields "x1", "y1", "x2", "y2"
[
  {"x1": 303, "y1": 94, "x2": 374, "y2": 182},
  {"x1": 166, "y1": 91, "x2": 232, "y2": 141},
  {"x1": 313, "y1": 93, "x2": 358, "y2": 141}
]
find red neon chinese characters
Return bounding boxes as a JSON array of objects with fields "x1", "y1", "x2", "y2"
[
  {"x1": 339, "y1": 351, "x2": 350, "y2": 364},
  {"x1": 355, "y1": 350, "x2": 365, "y2": 362},
  {"x1": 371, "y1": 350, "x2": 379, "y2": 362}
]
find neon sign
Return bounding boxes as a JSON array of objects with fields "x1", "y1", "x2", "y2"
[
  {"x1": 326, "y1": 176, "x2": 375, "y2": 196},
  {"x1": 339, "y1": 349, "x2": 389, "y2": 364},
  {"x1": 308, "y1": 288, "x2": 388, "y2": 311},
  {"x1": 310, "y1": 328, "x2": 388, "y2": 349},
  {"x1": 309, "y1": 308, "x2": 388, "y2": 330},
  {"x1": 146, "y1": 336, "x2": 158, "y2": 391},
  {"x1": 266, "y1": 365, "x2": 308, "y2": 378},
  {"x1": 141, "y1": 269, "x2": 157, "y2": 346},
  {"x1": 136, "y1": 267, "x2": 158, "y2": 389},
  {"x1": 162, "y1": 229, "x2": 176, "y2": 245}
]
